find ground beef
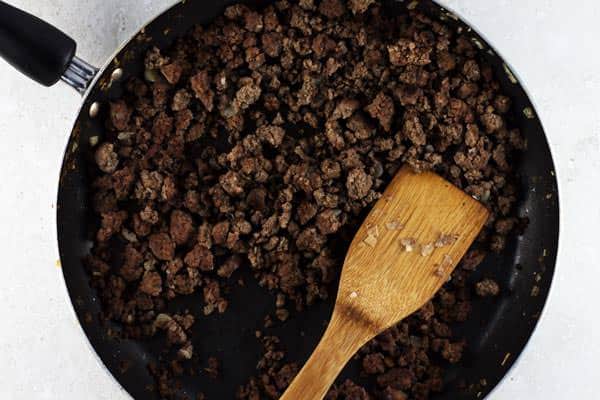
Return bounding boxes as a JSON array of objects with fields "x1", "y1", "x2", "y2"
[
  {"x1": 217, "y1": 255, "x2": 241, "y2": 278},
  {"x1": 184, "y1": 245, "x2": 214, "y2": 271},
  {"x1": 140, "y1": 271, "x2": 163, "y2": 297},
  {"x1": 85, "y1": 1, "x2": 527, "y2": 398},
  {"x1": 190, "y1": 70, "x2": 214, "y2": 111},
  {"x1": 461, "y1": 249, "x2": 487, "y2": 271},
  {"x1": 95, "y1": 143, "x2": 119, "y2": 173},
  {"x1": 171, "y1": 89, "x2": 191, "y2": 111},
  {"x1": 160, "y1": 62, "x2": 183, "y2": 85},
  {"x1": 148, "y1": 233, "x2": 175, "y2": 261},
  {"x1": 118, "y1": 244, "x2": 143, "y2": 282},
  {"x1": 346, "y1": 168, "x2": 374, "y2": 200},
  {"x1": 377, "y1": 368, "x2": 414, "y2": 390},
  {"x1": 316, "y1": 209, "x2": 343, "y2": 235},
  {"x1": 235, "y1": 81, "x2": 262, "y2": 110},
  {"x1": 169, "y1": 210, "x2": 194, "y2": 245},
  {"x1": 348, "y1": 0, "x2": 375, "y2": 14},
  {"x1": 330, "y1": 380, "x2": 371, "y2": 400},
  {"x1": 362, "y1": 353, "x2": 385, "y2": 375},
  {"x1": 365, "y1": 92, "x2": 395, "y2": 132},
  {"x1": 257, "y1": 124, "x2": 285, "y2": 147},
  {"x1": 475, "y1": 279, "x2": 500, "y2": 297},
  {"x1": 97, "y1": 210, "x2": 127, "y2": 242},
  {"x1": 319, "y1": 0, "x2": 346, "y2": 19},
  {"x1": 388, "y1": 39, "x2": 432, "y2": 66},
  {"x1": 109, "y1": 100, "x2": 131, "y2": 130}
]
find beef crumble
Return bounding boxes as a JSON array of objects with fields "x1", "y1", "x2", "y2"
[{"x1": 85, "y1": 1, "x2": 524, "y2": 399}]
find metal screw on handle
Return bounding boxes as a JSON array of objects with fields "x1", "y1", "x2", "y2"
[{"x1": 61, "y1": 56, "x2": 99, "y2": 95}]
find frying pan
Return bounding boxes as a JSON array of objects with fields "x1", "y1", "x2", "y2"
[{"x1": 0, "y1": 0, "x2": 559, "y2": 399}]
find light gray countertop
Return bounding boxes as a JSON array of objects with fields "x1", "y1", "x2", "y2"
[{"x1": 0, "y1": 1, "x2": 597, "y2": 399}]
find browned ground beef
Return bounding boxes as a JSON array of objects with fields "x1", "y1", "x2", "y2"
[{"x1": 84, "y1": 1, "x2": 526, "y2": 399}]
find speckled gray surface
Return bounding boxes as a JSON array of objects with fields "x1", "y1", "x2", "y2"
[{"x1": 0, "y1": 1, "x2": 597, "y2": 399}]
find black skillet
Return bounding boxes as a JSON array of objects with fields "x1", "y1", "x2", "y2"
[{"x1": 0, "y1": 0, "x2": 559, "y2": 399}]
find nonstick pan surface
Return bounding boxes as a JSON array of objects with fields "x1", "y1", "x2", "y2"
[{"x1": 3, "y1": 0, "x2": 560, "y2": 399}]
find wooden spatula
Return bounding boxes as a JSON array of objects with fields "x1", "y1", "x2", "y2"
[{"x1": 280, "y1": 166, "x2": 489, "y2": 400}]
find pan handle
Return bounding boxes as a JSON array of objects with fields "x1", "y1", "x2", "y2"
[{"x1": 0, "y1": 1, "x2": 98, "y2": 94}]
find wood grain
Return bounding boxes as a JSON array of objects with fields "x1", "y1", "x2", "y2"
[{"x1": 280, "y1": 166, "x2": 490, "y2": 400}]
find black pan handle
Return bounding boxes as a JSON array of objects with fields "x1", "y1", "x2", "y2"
[{"x1": 0, "y1": 1, "x2": 97, "y2": 93}]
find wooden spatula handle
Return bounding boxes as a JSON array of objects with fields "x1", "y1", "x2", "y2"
[{"x1": 280, "y1": 312, "x2": 373, "y2": 400}]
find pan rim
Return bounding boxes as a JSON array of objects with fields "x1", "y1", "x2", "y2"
[{"x1": 55, "y1": 1, "x2": 562, "y2": 399}]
